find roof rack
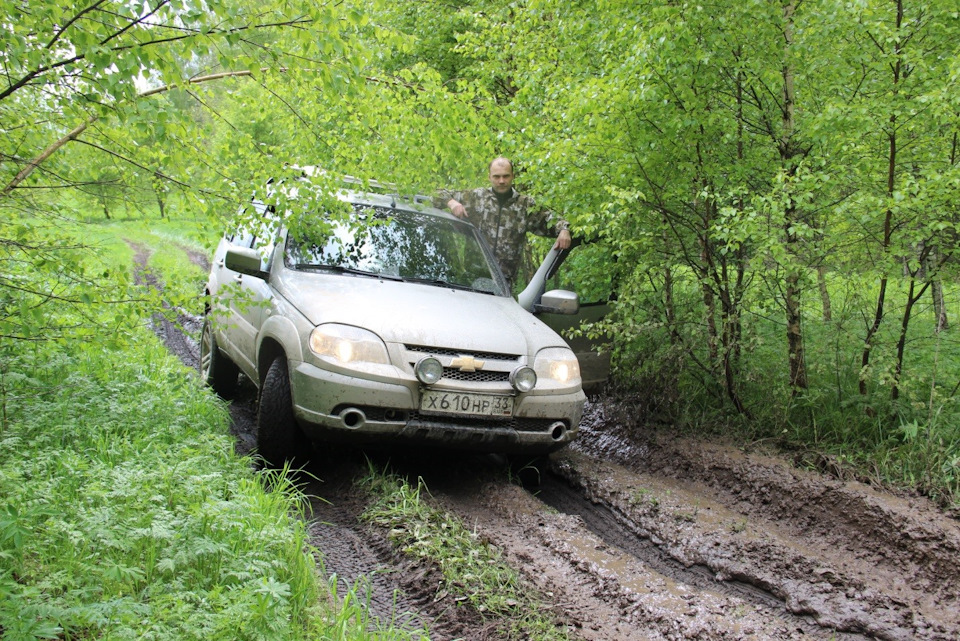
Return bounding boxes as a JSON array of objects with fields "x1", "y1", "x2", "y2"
[{"x1": 289, "y1": 165, "x2": 433, "y2": 205}]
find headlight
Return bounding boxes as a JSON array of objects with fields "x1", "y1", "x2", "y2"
[
  {"x1": 309, "y1": 324, "x2": 389, "y2": 365},
  {"x1": 534, "y1": 347, "x2": 581, "y2": 385}
]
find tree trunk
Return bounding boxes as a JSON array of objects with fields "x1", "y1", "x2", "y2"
[
  {"x1": 701, "y1": 269, "x2": 719, "y2": 366},
  {"x1": 932, "y1": 280, "x2": 948, "y2": 332},
  {"x1": 155, "y1": 188, "x2": 166, "y2": 219},
  {"x1": 732, "y1": 50, "x2": 747, "y2": 364},
  {"x1": 817, "y1": 264, "x2": 832, "y2": 322},
  {"x1": 891, "y1": 277, "x2": 930, "y2": 402},
  {"x1": 785, "y1": 271, "x2": 807, "y2": 390},
  {"x1": 663, "y1": 261, "x2": 680, "y2": 345},
  {"x1": 916, "y1": 242, "x2": 948, "y2": 333},
  {"x1": 780, "y1": 0, "x2": 807, "y2": 392},
  {"x1": 719, "y1": 285, "x2": 749, "y2": 415},
  {"x1": 860, "y1": 0, "x2": 903, "y2": 399},
  {"x1": 860, "y1": 278, "x2": 888, "y2": 398}
]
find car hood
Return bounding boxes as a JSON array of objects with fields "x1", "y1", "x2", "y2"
[{"x1": 276, "y1": 269, "x2": 566, "y2": 355}]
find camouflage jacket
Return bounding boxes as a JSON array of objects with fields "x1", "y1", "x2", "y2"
[{"x1": 434, "y1": 187, "x2": 568, "y2": 286}]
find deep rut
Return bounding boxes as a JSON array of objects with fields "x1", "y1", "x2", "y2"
[{"x1": 532, "y1": 475, "x2": 799, "y2": 619}]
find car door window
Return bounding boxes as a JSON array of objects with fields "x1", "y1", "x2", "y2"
[{"x1": 227, "y1": 202, "x2": 278, "y2": 271}]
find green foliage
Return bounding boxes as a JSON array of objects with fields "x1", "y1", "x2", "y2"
[
  {"x1": 361, "y1": 468, "x2": 570, "y2": 641},
  {"x1": 0, "y1": 0, "x2": 368, "y2": 344},
  {"x1": 2, "y1": 0, "x2": 958, "y2": 506},
  {"x1": 412, "y1": 0, "x2": 960, "y2": 502},
  {"x1": 0, "y1": 210, "x2": 144, "y2": 345},
  {"x1": 112, "y1": 219, "x2": 212, "y2": 318},
  {"x1": 0, "y1": 220, "x2": 435, "y2": 641}
]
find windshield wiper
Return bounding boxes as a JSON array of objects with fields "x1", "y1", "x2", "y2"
[
  {"x1": 290, "y1": 264, "x2": 402, "y2": 281},
  {"x1": 402, "y1": 277, "x2": 477, "y2": 292}
]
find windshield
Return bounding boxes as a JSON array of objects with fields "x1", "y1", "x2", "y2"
[{"x1": 284, "y1": 204, "x2": 508, "y2": 295}]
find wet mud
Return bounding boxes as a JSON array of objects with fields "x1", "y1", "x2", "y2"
[{"x1": 140, "y1": 247, "x2": 960, "y2": 640}]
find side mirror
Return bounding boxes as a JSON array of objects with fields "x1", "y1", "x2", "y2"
[
  {"x1": 533, "y1": 289, "x2": 579, "y2": 315},
  {"x1": 225, "y1": 247, "x2": 268, "y2": 279},
  {"x1": 518, "y1": 247, "x2": 563, "y2": 311},
  {"x1": 518, "y1": 246, "x2": 581, "y2": 313}
]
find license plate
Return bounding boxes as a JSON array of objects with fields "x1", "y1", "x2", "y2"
[{"x1": 420, "y1": 390, "x2": 514, "y2": 417}]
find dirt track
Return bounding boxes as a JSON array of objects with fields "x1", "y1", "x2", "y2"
[{"x1": 140, "y1": 247, "x2": 960, "y2": 640}]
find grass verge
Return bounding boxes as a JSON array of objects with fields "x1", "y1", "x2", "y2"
[
  {"x1": 0, "y1": 336, "x2": 320, "y2": 640},
  {"x1": 0, "y1": 214, "x2": 429, "y2": 640},
  {"x1": 360, "y1": 466, "x2": 571, "y2": 641}
]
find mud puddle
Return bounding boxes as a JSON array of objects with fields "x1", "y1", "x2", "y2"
[{"x1": 141, "y1": 248, "x2": 960, "y2": 640}]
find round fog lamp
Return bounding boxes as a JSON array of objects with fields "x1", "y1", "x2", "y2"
[
  {"x1": 415, "y1": 357, "x2": 443, "y2": 385},
  {"x1": 510, "y1": 366, "x2": 537, "y2": 392}
]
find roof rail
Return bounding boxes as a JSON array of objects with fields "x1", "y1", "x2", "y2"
[{"x1": 287, "y1": 164, "x2": 433, "y2": 205}]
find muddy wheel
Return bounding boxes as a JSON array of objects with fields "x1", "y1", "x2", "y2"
[
  {"x1": 257, "y1": 356, "x2": 311, "y2": 467},
  {"x1": 200, "y1": 317, "x2": 238, "y2": 397}
]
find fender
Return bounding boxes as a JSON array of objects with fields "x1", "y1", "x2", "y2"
[{"x1": 257, "y1": 313, "x2": 304, "y2": 367}]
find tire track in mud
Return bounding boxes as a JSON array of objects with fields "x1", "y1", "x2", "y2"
[
  {"x1": 428, "y1": 463, "x2": 811, "y2": 641},
  {"x1": 128, "y1": 241, "x2": 203, "y2": 371},
  {"x1": 539, "y1": 405, "x2": 960, "y2": 641},
  {"x1": 292, "y1": 449, "x2": 499, "y2": 641},
  {"x1": 425, "y1": 441, "x2": 956, "y2": 640},
  {"x1": 532, "y1": 475, "x2": 795, "y2": 615}
]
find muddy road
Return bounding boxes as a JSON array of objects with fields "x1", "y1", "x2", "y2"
[{"x1": 139, "y1": 247, "x2": 960, "y2": 640}]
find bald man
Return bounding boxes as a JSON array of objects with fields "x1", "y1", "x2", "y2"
[{"x1": 436, "y1": 157, "x2": 571, "y2": 288}]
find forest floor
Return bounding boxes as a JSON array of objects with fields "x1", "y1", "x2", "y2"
[{"x1": 139, "y1": 246, "x2": 960, "y2": 641}]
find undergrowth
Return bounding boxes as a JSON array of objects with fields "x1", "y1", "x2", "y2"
[{"x1": 607, "y1": 295, "x2": 960, "y2": 508}]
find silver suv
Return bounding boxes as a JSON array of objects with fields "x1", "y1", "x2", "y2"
[{"x1": 201, "y1": 180, "x2": 586, "y2": 464}]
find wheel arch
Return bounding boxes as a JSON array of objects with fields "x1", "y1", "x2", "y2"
[{"x1": 256, "y1": 315, "x2": 303, "y2": 386}]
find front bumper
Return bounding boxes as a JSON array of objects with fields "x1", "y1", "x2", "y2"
[{"x1": 288, "y1": 360, "x2": 584, "y2": 454}]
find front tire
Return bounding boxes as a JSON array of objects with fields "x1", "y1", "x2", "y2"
[
  {"x1": 257, "y1": 356, "x2": 311, "y2": 467},
  {"x1": 200, "y1": 318, "x2": 238, "y2": 397}
]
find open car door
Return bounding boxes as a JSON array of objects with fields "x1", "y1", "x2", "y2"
[{"x1": 518, "y1": 244, "x2": 612, "y2": 394}]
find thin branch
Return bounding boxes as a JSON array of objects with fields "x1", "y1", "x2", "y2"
[
  {"x1": 100, "y1": 0, "x2": 172, "y2": 47},
  {"x1": 0, "y1": 16, "x2": 310, "y2": 103},
  {"x1": 73, "y1": 139, "x2": 192, "y2": 188},
  {"x1": 2, "y1": 115, "x2": 98, "y2": 196},
  {"x1": 2, "y1": 69, "x2": 270, "y2": 196},
  {"x1": 46, "y1": 1, "x2": 109, "y2": 50}
]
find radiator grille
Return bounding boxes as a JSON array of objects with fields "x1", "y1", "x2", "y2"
[
  {"x1": 405, "y1": 344, "x2": 520, "y2": 362},
  {"x1": 441, "y1": 368, "x2": 510, "y2": 382}
]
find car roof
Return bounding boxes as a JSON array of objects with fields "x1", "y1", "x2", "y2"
[
  {"x1": 335, "y1": 189, "x2": 455, "y2": 221},
  {"x1": 265, "y1": 168, "x2": 456, "y2": 222}
]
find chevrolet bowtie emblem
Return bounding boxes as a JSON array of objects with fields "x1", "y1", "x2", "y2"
[{"x1": 450, "y1": 356, "x2": 485, "y2": 372}]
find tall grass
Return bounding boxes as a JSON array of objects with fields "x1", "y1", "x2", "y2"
[
  {"x1": 0, "y1": 337, "x2": 319, "y2": 640},
  {"x1": 0, "y1": 214, "x2": 429, "y2": 640}
]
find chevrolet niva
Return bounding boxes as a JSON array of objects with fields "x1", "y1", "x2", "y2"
[{"x1": 201, "y1": 176, "x2": 587, "y2": 465}]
